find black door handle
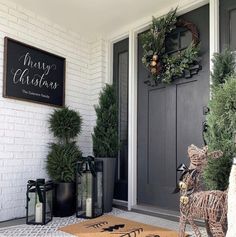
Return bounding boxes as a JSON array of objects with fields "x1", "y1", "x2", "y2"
[
  {"x1": 202, "y1": 121, "x2": 208, "y2": 145},
  {"x1": 203, "y1": 106, "x2": 210, "y2": 115}
]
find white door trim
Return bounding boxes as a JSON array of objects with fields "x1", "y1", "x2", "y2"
[
  {"x1": 127, "y1": 29, "x2": 138, "y2": 210},
  {"x1": 209, "y1": 0, "x2": 220, "y2": 74},
  {"x1": 107, "y1": 0, "x2": 219, "y2": 211}
]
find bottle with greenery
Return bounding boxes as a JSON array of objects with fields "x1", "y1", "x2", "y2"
[
  {"x1": 203, "y1": 50, "x2": 236, "y2": 190},
  {"x1": 92, "y1": 84, "x2": 119, "y2": 158},
  {"x1": 46, "y1": 107, "x2": 83, "y2": 183}
]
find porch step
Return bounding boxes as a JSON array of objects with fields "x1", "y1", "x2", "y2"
[
  {"x1": 131, "y1": 204, "x2": 179, "y2": 222},
  {"x1": 131, "y1": 204, "x2": 205, "y2": 227}
]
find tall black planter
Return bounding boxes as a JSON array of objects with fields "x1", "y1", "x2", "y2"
[
  {"x1": 53, "y1": 182, "x2": 76, "y2": 217},
  {"x1": 96, "y1": 157, "x2": 116, "y2": 213}
]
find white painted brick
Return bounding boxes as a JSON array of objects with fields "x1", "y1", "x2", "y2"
[
  {"x1": 4, "y1": 200, "x2": 19, "y2": 209},
  {"x1": 0, "y1": 15, "x2": 8, "y2": 26},
  {"x1": 7, "y1": 117, "x2": 26, "y2": 124},
  {"x1": 0, "y1": 180, "x2": 10, "y2": 187},
  {"x1": 1, "y1": 137, "x2": 14, "y2": 144},
  {"x1": 0, "y1": 3, "x2": 7, "y2": 12},
  {"x1": 1, "y1": 187, "x2": 23, "y2": 196},
  {"x1": 0, "y1": 23, "x2": 18, "y2": 35},
  {"x1": 0, "y1": 0, "x2": 16, "y2": 9},
  {"x1": 0, "y1": 11, "x2": 17, "y2": 23},
  {"x1": 28, "y1": 16, "x2": 44, "y2": 28},
  {"x1": 5, "y1": 130, "x2": 25, "y2": 138},
  {"x1": 1, "y1": 122, "x2": 14, "y2": 130},
  {"x1": 14, "y1": 152, "x2": 33, "y2": 159},
  {"x1": 2, "y1": 172, "x2": 22, "y2": 181},
  {"x1": 0, "y1": 209, "x2": 14, "y2": 222},
  {"x1": 0, "y1": 152, "x2": 14, "y2": 159},
  {"x1": 17, "y1": 5, "x2": 35, "y2": 18},
  {"x1": 14, "y1": 138, "x2": 32, "y2": 145},
  {"x1": 13, "y1": 207, "x2": 26, "y2": 219},
  {"x1": 4, "y1": 144, "x2": 24, "y2": 152},
  {"x1": 36, "y1": 15, "x2": 52, "y2": 26},
  {"x1": 24, "y1": 159, "x2": 41, "y2": 166},
  {"x1": 8, "y1": 21, "x2": 29, "y2": 34},
  {"x1": 14, "y1": 123, "x2": 29, "y2": 131},
  {"x1": 18, "y1": 19, "x2": 36, "y2": 30},
  {"x1": 9, "y1": 8, "x2": 28, "y2": 20}
]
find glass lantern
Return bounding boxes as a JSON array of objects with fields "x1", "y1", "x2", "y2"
[
  {"x1": 76, "y1": 157, "x2": 103, "y2": 218},
  {"x1": 26, "y1": 179, "x2": 53, "y2": 225}
]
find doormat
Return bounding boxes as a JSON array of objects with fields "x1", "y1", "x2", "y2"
[{"x1": 59, "y1": 215, "x2": 186, "y2": 237}]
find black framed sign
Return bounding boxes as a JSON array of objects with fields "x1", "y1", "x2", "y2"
[{"x1": 3, "y1": 37, "x2": 65, "y2": 107}]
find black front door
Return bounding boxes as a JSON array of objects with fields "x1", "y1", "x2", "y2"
[
  {"x1": 137, "y1": 5, "x2": 209, "y2": 210},
  {"x1": 113, "y1": 38, "x2": 129, "y2": 201}
]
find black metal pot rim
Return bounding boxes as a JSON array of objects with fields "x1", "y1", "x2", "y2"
[{"x1": 54, "y1": 182, "x2": 75, "y2": 184}]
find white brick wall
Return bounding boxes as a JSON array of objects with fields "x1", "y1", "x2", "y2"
[
  {"x1": 0, "y1": 0, "x2": 107, "y2": 221},
  {"x1": 89, "y1": 38, "x2": 108, "y2": 132}
]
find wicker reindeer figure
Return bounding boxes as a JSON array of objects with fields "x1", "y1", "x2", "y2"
[{"x1": 177, "y1": 145, "x2": 227, "y2": 237}]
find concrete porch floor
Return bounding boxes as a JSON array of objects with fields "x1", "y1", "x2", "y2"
[{"x1": 0, "y1": 208, "x2": 207, "y2": 237}]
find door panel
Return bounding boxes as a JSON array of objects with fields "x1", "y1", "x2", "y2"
[
  {"x1": 148, "y1": 86, "x2": 176, "y2": 208},
  {"x1": 137, "y1": 5, "x2": 209, "y2": 210},
  {"x1": 176, "y1": 81, "x2": 204, "y2": 167},
  {"x1": 149, "y1": 87, "x2": 176, "y2": 188},
  {"x1": 220, "y1": 0, "x2": 236, "y2": 50}
]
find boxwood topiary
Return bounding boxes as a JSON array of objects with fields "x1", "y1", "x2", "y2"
[
  {"x1": 47, "y1": 142, "x2": 82, "y2": 182},
  {"x1": 46, "y1": 107, "x2": 83, "y2": 183},
  {"x1": 49, "y1": 107, "x2": 82, "y2": 143}
]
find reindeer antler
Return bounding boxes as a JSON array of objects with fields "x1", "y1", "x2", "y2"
[{"x1": 207, "y1": 150, "x2": 223, "y2": 159}]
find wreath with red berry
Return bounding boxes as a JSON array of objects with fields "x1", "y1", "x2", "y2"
[{"x1": 141, "y1": 8, "x2": 201, "y2": 86}]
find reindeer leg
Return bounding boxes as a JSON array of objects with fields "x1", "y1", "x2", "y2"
[
  {"x1": 205, "y1": 220, "x2": 213, "y2": 237},
  {"x1": 188, "y1": 217, "x2": 201, "y2": 237},
  {"x1": 208, "y1": 221, "x2": 225, "y2": 237},
  {"x1": 179, "y1": 214, "x2": 187, "y2": 237}
]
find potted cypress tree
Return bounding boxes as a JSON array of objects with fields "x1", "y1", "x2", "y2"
[
  {"x1": 204, "y1": 50, "x2": 236, "y2": 191},
  {"x1": 46, "y1": 107, "x2": 82, "y2": 217},
  {"x1": 92, "y1": 84, "x2": 119, "y2": 212},
  {"x1": 203, "y1": 50, "x2": 236, "y2": 237}
]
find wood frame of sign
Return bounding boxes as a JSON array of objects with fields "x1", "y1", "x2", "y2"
[{"x1": 3, "y1": 37, "x2": 66, "y2": 107}]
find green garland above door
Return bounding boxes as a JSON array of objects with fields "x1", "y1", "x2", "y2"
[{"x1": 141, "y1": 8, "x2": 201, "y2": 86}]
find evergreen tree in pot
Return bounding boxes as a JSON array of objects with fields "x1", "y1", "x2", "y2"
[
  {"x1": 92, "y1": 84, "x2": 119, "y2": 212},
  {"x1": 203, "y1": 50, "x2": 236, "y2": 191},
  {"x1": 46, "y1": 107, "x2": 82, "y2": 217},
  {"x1": 201, "y1": 50, "x2": 236, "y2": 237}
]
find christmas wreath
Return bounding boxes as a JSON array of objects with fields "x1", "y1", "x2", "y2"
[{"x1": 141, "y1": 8, "x2": 201, "y2": 85}]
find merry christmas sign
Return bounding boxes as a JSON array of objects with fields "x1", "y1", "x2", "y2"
[{"x1": 3, "y1": 37, "x2": 65, "y2": 107}]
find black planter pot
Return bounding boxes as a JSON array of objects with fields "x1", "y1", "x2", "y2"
[
  {"x1": 53, "y1": 182, "x2": 76, "y2": 217},
  {"x1": 96, "y1": 157, "x2": 116, "y2": 213}
]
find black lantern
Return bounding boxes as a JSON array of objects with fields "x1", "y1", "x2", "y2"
[
  {"x1": 76, "y1": 156, "x2": 103, "y2": 218},
  {"x1": 26, "y1": 179, "x2": 53, "y2": 225}
]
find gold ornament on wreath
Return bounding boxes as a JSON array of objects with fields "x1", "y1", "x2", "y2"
[{"x1": 141, "y1": 8, "x2": 201, "y2": 86}]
